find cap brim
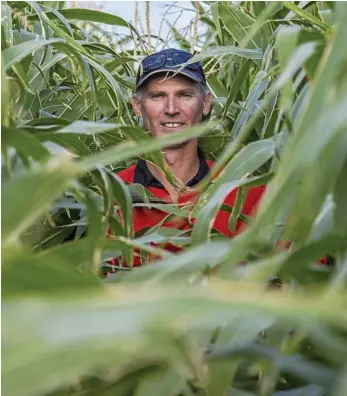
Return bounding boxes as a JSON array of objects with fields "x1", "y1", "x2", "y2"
[{"x1": 136, "y1": 68, "x2": 202, "y2": 89}]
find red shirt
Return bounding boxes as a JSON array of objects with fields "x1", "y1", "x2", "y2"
[{"x1": 107, "y1": 157, "x2": 266, "y2": 268}]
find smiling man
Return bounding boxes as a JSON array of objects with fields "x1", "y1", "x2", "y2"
[
  {"x1": 104, "y1": 48, "x2": 333, "y2": 272},
  {"x1": 108, "y1": 48, "x2": 266, "y2": 269},
  {"x1": 131, "y1": 49, "x2": 213, "y2": 202}
]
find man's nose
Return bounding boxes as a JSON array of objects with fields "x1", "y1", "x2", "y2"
[{"x1": 164, "y1": 96, "x2": 179, "y2": 115}]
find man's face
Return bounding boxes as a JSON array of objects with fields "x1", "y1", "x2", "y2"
[{"x1": 132, "y1": 74, "x2": 212, "y2": 142}]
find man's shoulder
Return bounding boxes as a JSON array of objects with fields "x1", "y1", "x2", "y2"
[{"x1": 116, "y1": 164, "x2": 137, "y2": 183}]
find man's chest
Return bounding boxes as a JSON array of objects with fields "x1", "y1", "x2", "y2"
[{"x1": 131, "y1": 186, "x2": 264, "y2": 238}]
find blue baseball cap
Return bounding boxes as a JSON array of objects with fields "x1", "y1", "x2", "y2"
[{"x1": 136, "y1": 48, "x2": 207, "y2": 90}]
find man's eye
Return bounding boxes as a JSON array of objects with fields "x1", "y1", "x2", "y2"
[{"x1": 180, "y1": 93, "x2": 193, "y2": 98}]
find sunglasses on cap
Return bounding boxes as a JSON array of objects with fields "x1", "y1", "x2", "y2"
[{"x1": 136, "y1": 48, "x2": 206, "y2": 89}]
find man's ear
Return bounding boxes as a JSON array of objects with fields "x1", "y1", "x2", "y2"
[
  {"x1": 132, "y1": 96, "x2": 142, "y2": 117},
  {"x1": 202, "y1": 91, "x2": 212, "y2": 116}
]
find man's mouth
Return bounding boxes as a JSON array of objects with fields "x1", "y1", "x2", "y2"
[{"x1": 161, "y1": 122, "x2": 185, "y2": 128}]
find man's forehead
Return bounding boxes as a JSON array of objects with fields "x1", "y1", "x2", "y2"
[{"x1": 145, "y1": 73, "x2": 198, "y2": 89}]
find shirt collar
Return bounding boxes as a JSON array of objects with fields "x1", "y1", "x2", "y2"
[{"x1": 134, "y1": 150, "x2": 210, "y2": 189}]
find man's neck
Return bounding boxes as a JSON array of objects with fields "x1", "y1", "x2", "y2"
[{"x1": 146, "y1": 141, "x2": 200, "y2": 200}]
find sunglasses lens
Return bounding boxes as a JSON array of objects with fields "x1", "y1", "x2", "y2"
[
  {"x1": 172, "y1": 52, "x2": 201, "y2": 71},
  {"x1": 172, "y1": 52, "x2": 191, "y2": 65},
  {"x1": 142, "y1": 53, "x2": 166, "y2": 73}
]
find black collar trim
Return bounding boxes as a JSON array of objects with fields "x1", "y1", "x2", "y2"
[{"x1": 134, "y1": 151, "x2": 210, "y2": 189}]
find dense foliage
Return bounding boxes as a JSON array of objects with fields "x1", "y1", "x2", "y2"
[{"x1": 2, "y1": 1, "x2": 347, "y2": 395}]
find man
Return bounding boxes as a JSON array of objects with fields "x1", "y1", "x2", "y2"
[
  {"x1": 105, "y1": 48, "x2": 266, "y2": 270},
  {"x1": 104, "y1": 47, "x2": 333, "y2": 273}
]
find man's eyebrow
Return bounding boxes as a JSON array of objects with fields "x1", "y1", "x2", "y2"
[
  {"x1": 147, "y1": 90, "x2": 166, "y2": 95},
  {"x1": 178, "y1": 88, "x2": 196, "y2": 93}
]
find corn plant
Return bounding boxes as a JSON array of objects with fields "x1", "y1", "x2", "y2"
[{"x1": 2, "y1": 1, "x2": 347, "y2": 396}]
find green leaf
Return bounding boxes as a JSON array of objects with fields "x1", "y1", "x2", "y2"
[
  {"x1": 247, "y1": 2, "x2": 280, "y2": 51},
  {"x1": 1, "y1": 157, "x2": 80, "y2": 245},
  {"x1": 192, "y1": 175, "x2": 269, "y2": 244},
  {"x1": 214, "y1": 41, "x2": 318, "y2": 182},
  {"x1": 2, "y1": 126, "x2": 51, "y2": 163},
  {"x1": 2, "y1": 38, "x2": 63, "y2": 70},
  {"x1": 45, "y1": 6, "x2": 73, "y2": 36},
  {"x1": 39, "y1": 134, "x2": 92, "y2": 157},
  {"x1": 86, "y1": 57, "x2": 124, "y2": 117},
  {"x1": 55, "y1": 121, "x2": 125, "y2": 135},
  {"x1": 283, "y1": 2, "x2": 330, "y2": 31},
  {"x1": 1, "y1": 1, "x2": 13, "y2": 49},
  {"x1": 79, "y1": 190, "x2": 105, "y2": 273},
  {"x1": 134, "y1": 369, "x2": 184, "y2": 396},
  {"x1": 207, "y1": 358, "x2": 239, "y2": 396},
  {"x1": 228, "y1": 186, "x2": 247, "y2": 233},
  {"x1": 276, "y1": 26, "x2": 301, "y2": 111},
  {"x1": 211, "y1": 2, "x2": 222, "y2": 43},
  {"x1": 284, "y1": 128, "x2": 347, "y2": 242},
  {"x1": 230, "y1": 70, "x2": 269, "y2": 138},
  {"x1": 218, "y1": 2, "x2": 262, "y2": 50},
  {"x1": 222, "y1": 59, "x2": 253, "y2": 120},
  {"x1": 30, "y1": 53, "x2": 67, "y2": 89},
  {"x1": 25, "y1": 117, "x2": 70, "y2": 127},
  {"x1": 1, "y1": 58, "x2": 11, "y2": 126},
  {"x1": 189, "y1": 45, "x2": 263, "y2": 63},
  {"x1": 27, "y1": 8, "x2": 131, "y2": 28},
  {"x1": 334, "y1": 366, "x2": 347, "y2": 396},
  {"x1": 133, "y1": 203, "x2": 190, "y2": 218},
  {"x1": 208, "y1": 343, "x2": 336, "y2": 389},
  {"x1": 333, "y1": 158, "x2": 347, "y2": 238},
  {"x1": 194, "y1": 138, "x2": 275, "y2": 217},
  {"x1": 294, "y1": 2, "x2": 347, "y2": 144},
  {"x1": 2, "y1": 245, "x2": 100, "y2": 297},
  {"x1": 115, "y1": 241, "x2": 232, "y2": 285},
  {"x1": 135, "y1": 227, "x2": 190, "y2": 246},
  {"x1": 272, "y1": 385, "x2": 324, "y2": 396},
  {"x1": 3, "y1": 282, "x2": 346, "y2": 396},
  {"x1": 109, "y1": 172, "x2": 134, "y2": 265}
]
